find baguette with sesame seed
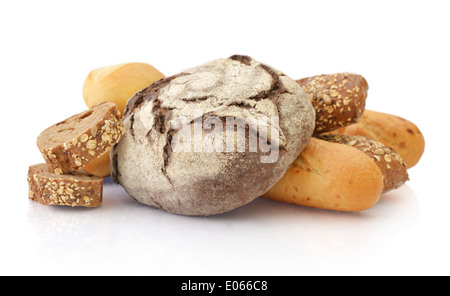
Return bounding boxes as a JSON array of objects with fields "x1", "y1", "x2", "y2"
[
  {"x1": 28, "y1": 164, "x2": 103, "y2": 207},
  {"x1": 37, "y1": 100, "x2": 125, "y2": 176},
  {"x1": 296, "y1": 73, "x2": 368, "y2": 135},
  {"x1": 317, "y1": 134, "x2": 409, "y2": 193}
]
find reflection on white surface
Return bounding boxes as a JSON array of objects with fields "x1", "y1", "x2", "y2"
[{"x1": 25, "y1": 179, "x2": 419, "y2": 275}]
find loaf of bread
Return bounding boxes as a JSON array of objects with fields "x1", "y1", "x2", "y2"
[
  {"x1": 37, "y1": 101, "x2": 125, "y2": 176},
  {"x1": 112, "y1": 55, "x2": 315, "y2": 216},
  {"x1": 262, "y1": 137, "x2": 384, "y2": 212},
  {"x1": 28, "y1": 164, "x2": 103, "y2": 207},
  {"x1": 296, "y1": 73, "x2": 368, "y2": 135},
  {"x1": 331, "y1": 110, "x2": 425, "y2": 169},
  {"x1": 317, "y1": 134, "x2": 408, "y2": 193},
  {"x1": 83, "y1": 62, "x2": 165, "y2": 115}
]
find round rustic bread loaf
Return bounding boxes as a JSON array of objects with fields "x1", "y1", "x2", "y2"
[{"x1": 111, "y1": 55, "x2": 315, "y2": 216}]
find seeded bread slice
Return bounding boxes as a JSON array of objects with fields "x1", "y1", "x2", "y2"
[
  {"x1": 317, "y1": 134, "x2": 409, "y2": 193},
  {"x1": 37, "y1": 100, "x2": 125, "y2": 175},
  {"x1": 28, "y1": 164, "x2": 103, "y2": 207},
  {"x1": 297, "y1": 73, "x2": 368, "y2": 135}
]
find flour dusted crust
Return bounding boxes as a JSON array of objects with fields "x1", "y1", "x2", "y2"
[
  {"x1": 112, "y1": 55, "x2": 315, "y2": 216},
  {"x1": 37, "y1": 101, "x2": 125, "y2": 175},
  {"x1": 28, "y1": 164, "x2": 103, "y2": 207}
]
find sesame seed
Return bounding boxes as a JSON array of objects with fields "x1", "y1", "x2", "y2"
[
  {"x1": 374, "y1": 148, "x2": 385, "y2": 155},
  {"x1": 384, "y1": 154, "x2": 392, "y2": 162}
]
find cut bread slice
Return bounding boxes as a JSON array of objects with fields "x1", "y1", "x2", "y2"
[
  {"x1": 28, "y1": 163, "x2": 103, "y2": 207},
  {"x1": 37, "y1": 100, "x2": 125, "y2": 176}
]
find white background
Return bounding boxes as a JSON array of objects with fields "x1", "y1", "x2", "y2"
[{"x1": 0, "y1": 0, "x2": 448, "y2": 276}]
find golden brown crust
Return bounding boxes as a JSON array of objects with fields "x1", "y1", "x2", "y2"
[
  {"x1": 83, "y1": 62, "x2": 165, "y2": 115},
  {"x1": 28, "y1": 164, "x2": 103, "y2": 207},
  {"x1": 262, "y1": 138, "x2": 383, "y2": 212},
  {"x1": 296, "y1": 73, "x2": 368, "y2": 135},
  {"x1": 331, "y1": 110, "x2": 425, "y2": 169},
  {"x1": 78, "y1": 149, "x2": 111, "y2": 177},
  {"x1": 317, "y1": 134, "x2": 409, "y2": 193},
  {"x1": 37, "y1": 101, "x2": 125, "y2": 176}
]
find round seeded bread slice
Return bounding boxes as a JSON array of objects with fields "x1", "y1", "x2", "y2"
[
  {"x1": 37, "y1": 100, "x2": 125, "y2": 175},
  {"x1": 28, "y1": 163, "x2": 103, "y2": 207}
]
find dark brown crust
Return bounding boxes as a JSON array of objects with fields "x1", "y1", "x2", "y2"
[
  {"x1": 111, "y1": 149, "x2": 120, "y2": 183},
  {"x1": 228, "y1": 56, "x2": 288, "y2": 105},
  {"x1": 297, "y1": 73, "x2": 368, "y2": 135},
  {"x1": 317, "y1": 134, "x2": 409, "y2": 193},
  {"x1": 123, "y1": 73, "x2": 188, "y2": 117},
  {"x1": 229, "y1": 55, "x2": 252, "y2": 66},
  {"x1": 162, "y1": 128, "x2": 177, "y2": 186},
  {"x1": 28, "y1": 164, "x2": 103, "y2": 207},
  {"x1": 255, "y1": 64, "x2": 287, "y2": 104},
  {"x1": 151, "y1": 98, "x2": 173, "y2": 135},
  {"x1": 182, "y1": 62, "x2": 289, "y2": 146},
  {"x1": 120, "y1": 74, "x2": 189, "y2": 185}
]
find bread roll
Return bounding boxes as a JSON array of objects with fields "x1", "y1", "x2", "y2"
[
  {"x1": 37, "y1": 101, "x2": 125, "y2": 176},
  {"x1": 112, "y1": 55, "x2": 315, "y2": 216},
  {"x1": 317, "y1": 134, "x2": 408, "y2": 193},
  {"x1": 262, "y1": 138, "x2": 383, "y2": 212},
  {"x1": 296, "y1": 73, "x2": 368, "y2": 135},
  {"x1": 79, "y1": 149, "x2": 111, "y2": 177},
  {"x1": 28, "y1": 164, "x2": 103, "y2": 207},
  {"x1": 331, "y1": 110, "x2": 425, "y2": 169},
  {"x1": 83, "y1": 62, "x2": 165, "y2": 115}
]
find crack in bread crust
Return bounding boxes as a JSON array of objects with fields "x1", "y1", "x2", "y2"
[
  {"x1": 124, "y1": 57, "x2": 291, "y2": 182},
  {"x1": 161, "y1": 128, "x2": 176, "y2": 186},
  {"x1": 123, "y1": 73, "x2": 189, "y2": 117},
  {"x1": 229, "y1": 54, "x2": 252, "y2": 66},
  {"x1": 112, "y1": 55, "x2": 315, "y2": 215}
]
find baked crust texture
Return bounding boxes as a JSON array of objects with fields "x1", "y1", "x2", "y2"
[{"x1": 112, "y1": 55, "x2": 315, "y2": 216}]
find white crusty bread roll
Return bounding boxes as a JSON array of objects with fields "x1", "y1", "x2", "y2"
[
  {"x1": 83, "y1": 62, "x2": 165, "y2": 115},
  {"x1": 262, "y1": 137, "x2": 384, "y2": 212}
]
